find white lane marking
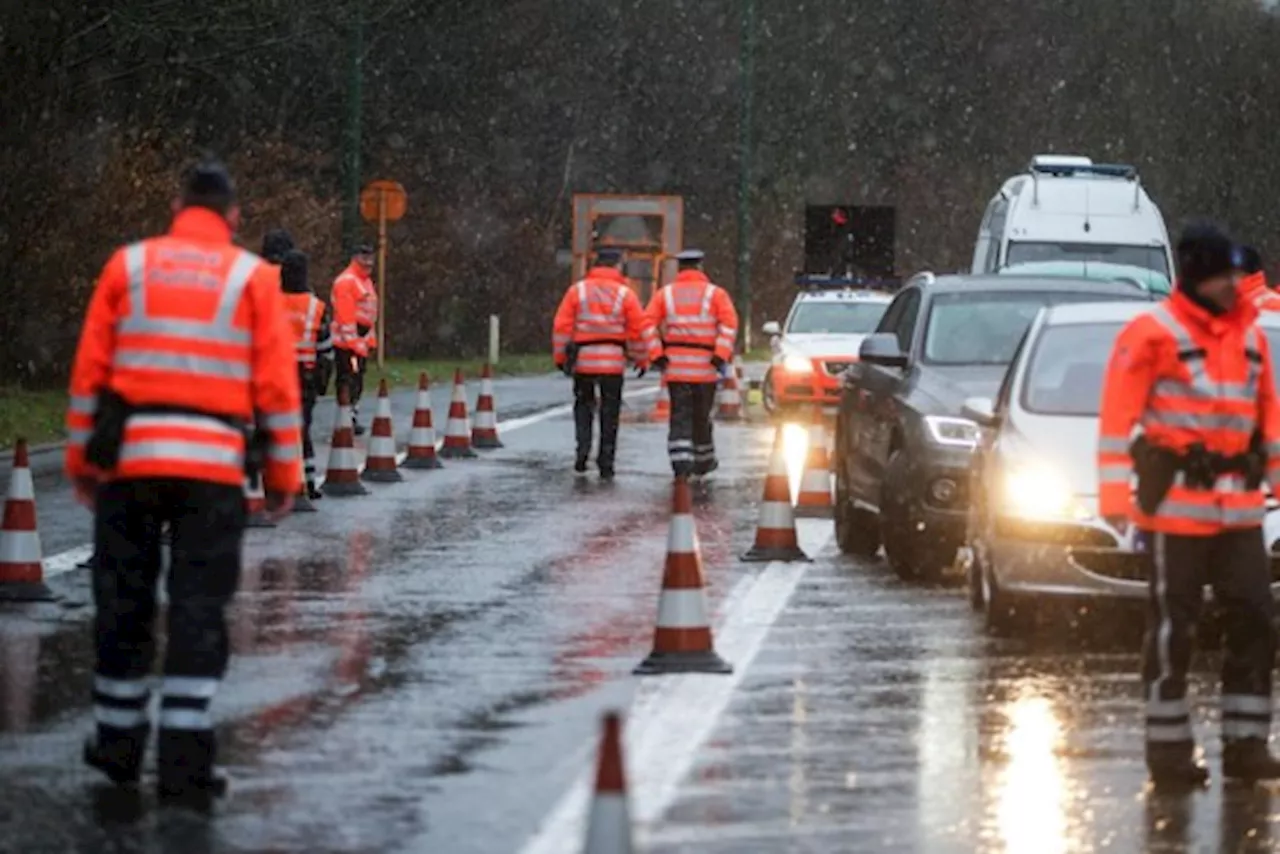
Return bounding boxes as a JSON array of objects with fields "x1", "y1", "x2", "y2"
[
  {"x1": 518, "y1": 520, "x2": 832, "y2": 854},
  {"x1": 38, "y1": 386, "x2": 660, "y2": 580}
]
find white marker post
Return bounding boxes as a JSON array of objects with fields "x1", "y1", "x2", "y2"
[{"x1": 488, "y1": 314, "x2": 500, "y2": 366}]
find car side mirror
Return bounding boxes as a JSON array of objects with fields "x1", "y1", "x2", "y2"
[
  {"x1": 858, "y1": 333, "x2": 908, "y2": 368},
  {"x1": 762, "y1": 321, "x2": 781, "y2": 336},
  {"x1": 961, "y1": 396, "x2": 998, "y2": 428}
]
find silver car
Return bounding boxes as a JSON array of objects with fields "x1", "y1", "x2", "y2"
[{"x1": 959, "y1": 300, "x2": 1280, "y2": 635}]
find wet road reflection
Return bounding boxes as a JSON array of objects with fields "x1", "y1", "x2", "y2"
[{"x1": 991, "y1": 692, "x2": 1070, "y2": 854}]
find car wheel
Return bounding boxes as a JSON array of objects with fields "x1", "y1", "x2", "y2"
[
  {"x1": 835, "y1": 446, "x2": 879, "y2": 558},
  {"x1": 761, "y1": 368, "x2": 777, "y2": 414},
  {"x1": 880, "y1": 449, "x2": 947, "y2": 583}
]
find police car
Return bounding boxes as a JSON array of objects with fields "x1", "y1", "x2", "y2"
[{"x1": 761, "y1": 276, "x2": 896, "y2": 417}]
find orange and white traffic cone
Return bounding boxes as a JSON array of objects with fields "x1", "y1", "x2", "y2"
[
  {"x1": 795, "y1": 407, "x2": 833, "y2": 518},
  {"x1": 742, "y1": 427, "x2": 810, "y2": 563},
  {"x1": 716, "y1": 367, "x2": 744, "y2": 421},
  {"x1": 293, "y1": 433, "x2": 317, "y2": 513},
  {"x1": 582, "y1": 710, "x2": 635, "y2": 854},
  {"x1": 244, "y1": 473, "x2": 276, "y2": 528},
  {"x1": 649, "y1": 373, "x2": 671, "y2": 423},
  {"x1": 470, "y1": 363, "x2": 504, "y2": 449},
  {"x1": 323, "y1": 386, "x2": 370, "y2": 496},
  {"x1": 361, "y1": 379, "x2": 403, "y2": 483},
  {"x1": 0, "y1": 440, "x2": 54, "y2": 601},
  {"x1": 439, "y1": 368, "x2": 478, "y2": 459},
  {"x1": 402, "y1": 372, "x2": 443, "y2": 470},
  {"x1": 634, "y1": 477, "x2": 733, "y2": 675}
]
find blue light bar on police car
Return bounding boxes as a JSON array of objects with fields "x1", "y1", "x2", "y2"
[{"x1": 793, "y1": 273, "x2": 901, "y2": 292}]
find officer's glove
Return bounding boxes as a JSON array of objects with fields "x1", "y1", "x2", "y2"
[
  {"x1": 653, "y1": 356, "x2": 670, "y2": 372},
  {"x1": 710, "y1": 355, "x2": 727, "y2": 372},
  {"x1": 634, "y1": 365, "x2": 648, "y2": 379}
]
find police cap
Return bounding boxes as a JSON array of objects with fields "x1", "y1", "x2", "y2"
[
  {"x1": 676, "y1": 249, "x2": 706, "y2": 263},
  {"x1": 593, "y1": 247, "x2": 624, "y2": 265},
  {"x1": 353, "y1": 243, "x2": 375, "y2": 257}
]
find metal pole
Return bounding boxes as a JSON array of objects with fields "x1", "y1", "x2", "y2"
[
  {"x1": 735, "y1": 0, "x2": 757, "y2": 353},
  {"x1": 376, "y1": 190, "x2": 388, "y2": 370},
  {"x1": 341, "y1": 0, "x2": 365, "y2": 253},
  {"x1": 488, "y1": 315, "x2": 500, "y2": 366}
]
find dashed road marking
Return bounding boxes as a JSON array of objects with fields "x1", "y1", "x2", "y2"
[
  {"x1": 518, "y1": 519, "x2": 833, "y2": 854},
  {"x1": 38, "y1": 386, "x2": 660, "y2": 580}
]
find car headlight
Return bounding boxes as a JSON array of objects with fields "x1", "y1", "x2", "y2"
[
  {"x1": 1001, "y1": 463, "x2": 1091, "y2": 521},
  {"x1": 781, "y1": 353, "x2": 813, "y2": 373},
  {"x1": 923, "y1": 415, "x2": 980, "y2": 449}
]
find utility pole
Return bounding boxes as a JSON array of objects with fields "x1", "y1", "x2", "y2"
[
  {"x1": 342, "y1": 0, "x2": 365, "y2": 254},
  {"x1": 735, "y1": 0, "x2": 757, "y2": 352}
]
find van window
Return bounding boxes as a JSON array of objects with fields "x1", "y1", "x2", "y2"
[{"x1": 1006, "y1": 241, "x2": 1169, "y2": 276}]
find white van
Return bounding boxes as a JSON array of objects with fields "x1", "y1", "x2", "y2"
[{"x1": 971, "y1": 155, "x2": 1175, "y2": 281}]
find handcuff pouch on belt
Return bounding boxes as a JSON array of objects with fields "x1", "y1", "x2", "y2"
[
  {"x1": 86, "y1": 388, "x2": 263, "y2": 478},
  {"x1": 1130, "y1": 432, "x2": 1266, "y2": 516}
]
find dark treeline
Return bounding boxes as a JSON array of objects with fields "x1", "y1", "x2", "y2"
[{"x1": 3, "y1": 0, "x2": 1277, "y2": 386}]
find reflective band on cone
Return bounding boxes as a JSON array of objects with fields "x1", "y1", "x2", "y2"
[
  {"x1": 795, "y1": 407, "x2": 833, "y2": 518},
  {"x1": 0, "y1": 439, "x2": 55, "y2": 601},
  {"x1": 402, "y1": 372, "x2": 444, "y2": 470},
  {"x1": 362, "y1": 379, "x2": 404, "y2": 483},
  {"x1": 634, "y1": 477, "x2": 732, "y2": 675},
  {"x1": 743, "y1": 427, "x2": 810, "y2": 562},
  {"x1": 650, "y1": 373, "x2": 670, "y2": 423},
  {"x1": 323, "y1": 386, "x2": 370, "y2": 496},
  {"x1": 244, "y1": 473, "x2": 276, "y2": 528},
  {"x1": 582, "y1": 711, "x2": 635, "y2": 854},
  {"x1": 716, "y1": 368, "x2": 744, "y2": 421},
  {"x1": 439, "y1": 368, "x2": 478, "y2": 459},
  {"x1": 471, "y1": 363, "x2": 504, "y2": 449}
]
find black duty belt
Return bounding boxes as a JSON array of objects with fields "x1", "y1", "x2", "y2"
[
  {"x1": 573, "y1": 339, "x2": 627, "y2": 348},
  {"x1": 662, "y1": 341, "x2": 716, "y2": 352}
]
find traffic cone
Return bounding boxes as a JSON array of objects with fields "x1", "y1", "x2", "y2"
[
  {"x1": 742, "y1": 427, "x2": 810, "y2": 562},
  {"x1": 634, "y1": 477, "x2": 733, "y2": 675},
  {"x1": 582, "y1": 710, "x2": 635, "y2": 854},
  {"x1": 795, "y1": 407, "x2": 833, "y2": 518},
  {"x1": 470, "y1": 363, "x2": 504, "y2": 449},
  {"x1": 439, "y1": 368, "x2": 478, "y2": 459},
  {"x1": 0, "y1": 440, "x2": 55, "y2": 601},
  {"x1": 716, "y1": 368, "x2": 744, "y2": 421},
  {"x1": 293, "y1": 433, "x2": 317, "y2": 513},
  {"x1": 244, "y1": 473, "x2": 276, "y2": 528},
  {"x1": 649, "y1": 373, "x2": 670, "y2": 423},
  {"x1": 402, "y1": 372, "x2": 443, "y2": 470},
  {"x1": 323, "y1": 386, "x2": 370, "y2": 496},
  {"x1": 361, "y1": 379, "x2": 403, "y2": 483}
]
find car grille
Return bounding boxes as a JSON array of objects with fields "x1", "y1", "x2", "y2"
[{"x1": 823, "y1": 361, "x2": 854, "y2": 376}]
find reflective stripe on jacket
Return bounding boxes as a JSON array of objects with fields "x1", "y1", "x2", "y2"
[
  {"x1": 1097, "y1": 288, "x2": 1280, "y2": 535},
  {"x1": 1240, "y1": 271, "x2": 1280, "y2": 312},
  {"x1": 65, "y1": 207, "x2": 303, "y2": 493},
  {"x1": 551, "y1": 268, "x2": 660, "y2": 375},
  {"x1": 645, "y1": 271, "x2": 739, "y2": 384},
  {"x1": 285, "y1": 293, "x2": 327, "y2": 368}
]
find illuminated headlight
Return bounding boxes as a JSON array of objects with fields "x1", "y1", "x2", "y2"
[
  {"x1": 924, "y1": 415, "x2": 980, "y2": 449},
  {"x1": 1001, "y1": 464, "x2": 1091, "y2": 521},
  {"x1": 781, "y1": 353, "x2": 814, "y2": 373}
]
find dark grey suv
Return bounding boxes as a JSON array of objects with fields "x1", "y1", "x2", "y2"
[{"x1": 832, "y1": 272, "x2": 1153, "y2": 581}]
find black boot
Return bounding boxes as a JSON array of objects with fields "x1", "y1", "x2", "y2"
[
  {"x1": 598, "y1": 462, "x2": 615, "y2": 481},
  {"x1": 1147, "y1": 743, "x2": 1209, "y2": 792},
  {"x1": 158, "y1": 729, "x2": 230, "y2": 807},
  {"x1": 306, "y1": 482, "x2": 323, "y2": 500},
  {"x1": 574, "y1": 452, "x2": 589, "y2": 474},
  {"x1": 1223, "y1": 739, "x2": 1280, "y2": 782},
  {"x1": 83, "y1": 731, "x2": 145, "y2": 787}
]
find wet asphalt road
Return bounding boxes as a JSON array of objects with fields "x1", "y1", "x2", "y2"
[{"x1": 1, "y1": 378, "x2": 1277, "y2": 853}]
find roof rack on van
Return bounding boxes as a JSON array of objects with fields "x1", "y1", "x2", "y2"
[
  {"x1": 1027, "y1": 158, "x2": 1138, "y2": 181},
  {"x1": 793, "y1": 273, "x2": 900, "y2": 292}
]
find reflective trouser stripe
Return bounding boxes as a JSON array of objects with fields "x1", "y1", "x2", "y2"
[
  {"x1": 92, "y1": 674, "x2": 151, "y2": 731},
  {"x1": 159, "y1": 675, "x2": 219, "y2": 731},
  {"x1": 1222, "y1": 693, "x2": 1271, "y2": 741},
  {"x1": 1146, "y1": 532, "x2": 1194, "y2": 744}
]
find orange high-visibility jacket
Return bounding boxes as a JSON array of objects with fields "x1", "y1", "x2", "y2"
[
  {"x1": 1097, "y1": 288, "x2": 1280, "y2": 535},
  {"x1": 65, "y1": 207, "x2": 303, "y2": 494},
  {"x1": 285, "y1": 292, "x2": 328, "y2": 369},
  {"x1": 1239, "y1": 271, "x2": 1280, "y2": 312},
  {"x1": 552, "y1": 267, "x2": 660, "y2": 375},
  {"x1": 330, "y1": 263, "x2": 377, "y2": 354},
  {"x1": 645, "y1": 271, "x2": 739, "y2": 384}
]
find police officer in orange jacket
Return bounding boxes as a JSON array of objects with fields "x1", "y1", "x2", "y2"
[
  {"x1": 330, "y1": 244, "x2": 377, "y2": 433},
  {"x1": 553, "y1": 248, "x2": 660, "y2": 478},
  {"x1": 281, "y1": 249, "x2": 333, "y2": 499},
  {"x1": 66, "y1": 161, "x2": 301, "y2": 805},
  {"x1": 646, "y1": 250, "x2": 739, "y2": 478},
  {"x1": 1098, "y1": 222, "x2": 1280, "y2": 789}
]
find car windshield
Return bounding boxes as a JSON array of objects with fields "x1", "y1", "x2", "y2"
[
  {"x1": 1006, "y1": 241, "x2": 1169, "y2": 277},
  {"x1": 1021, "y1": 322, "x2": 1124, "y2": 416},
  {"x1": 923, "y1": 291, "x2": 1136, "y2": 366},
  {"x1": 786, "y1": 300, "x2": 888, "y2": 334},
  {"x1": 999, "y1": 261, "x2": 1172, "y2": 296}
]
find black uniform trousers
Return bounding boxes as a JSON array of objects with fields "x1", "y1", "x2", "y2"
[
  {"x1": 91, "y1": 478, "x2": 246, "y2": 784},
  {"x1": 1141, "y1": 527, "x2": 1275, "y2": 761},
  {"x1": 573, "y1": 374, "x2": 624, "y2": 470},
  {"x1": 335, "y1": 348, "x2": 366, "y2": 417},
  {"x1": 667, "y1": 381, "x2": 718, "y2": 477},
  {"x1": 298, "y1": 364, "x2": 318, "y2": 487}
]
